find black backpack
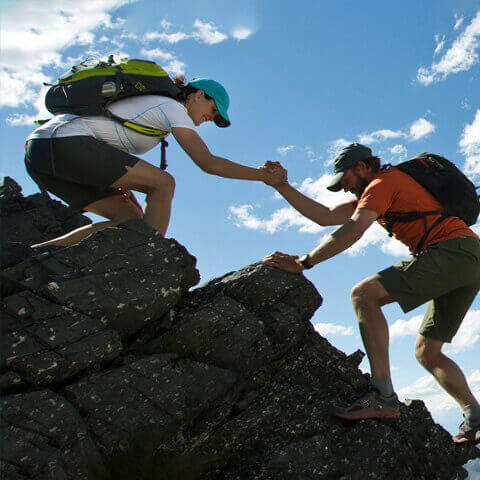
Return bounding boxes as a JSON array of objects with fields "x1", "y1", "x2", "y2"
[
  {"x1": 42, "y1": 55, "x2": 183, "y2": 169},
  {"x1": 382, "y1": 153, "x2": 480, "y2": 253}
]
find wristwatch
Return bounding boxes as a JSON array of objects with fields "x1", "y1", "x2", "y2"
[{"x1": 299, "y1": 254, "x2": 314, "y2": 270}]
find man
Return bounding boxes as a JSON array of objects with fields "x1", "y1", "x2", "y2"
[{"x1": 262, "y1": 143, "x2": 480, "y2": 444}]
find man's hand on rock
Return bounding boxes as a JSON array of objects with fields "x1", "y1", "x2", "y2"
[
  {"x1": 262, "y1": 251, "x2": 304, "y2": 274},
  {"x1": 261, "y1": 161, "x2": 288, "y2": 187}
]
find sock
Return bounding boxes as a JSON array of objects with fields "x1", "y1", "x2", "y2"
[
  {"x1": 464, "y1": 404, "x2": 480, "y2": 427},
  {"x1": 370, "y1": 377, "x2": 395, "y2": 397}
]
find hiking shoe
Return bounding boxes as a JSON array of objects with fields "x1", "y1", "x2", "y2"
[
  {"x1": 452, "y1": 421, "x2": 480, "y2": 445},
  {"x1": 331, "y1": 388, "x2": 400, "y2": 420}
]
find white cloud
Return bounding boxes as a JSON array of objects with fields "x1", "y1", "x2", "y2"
[
  {"x1": 314, "y1": 322, "x2": 354, "y2": 336},
  {"x1": 163, "y1": 59, "x2": 186, "y2": 76},
  {"x1": 459, "y1": 109, "x2": 480, "y2": 177},
  {"x1": 390, "y1": 314, "x2": 423, "y2": 340},
  {"x1": 379, "y1": 236, "x2": 410, "y2": 257},
  {"x1": 389, "y1": 144, "x2": 408, "y2": 159},
  {"x1": 140, "y1": 48, "x2": 175, "y2": 62},
  {"x1": 228, "y1": 170, "x2": 413, "y2": 257},
  {"x1": 120, "y1": 31, "x2": 138, "y2": 40},
  {"x1": 358, "y1": 129, "x2": 403, "y2": 144},
  {"x1": 399, "y1": 369, "x2": 480, "y2": 416},
  {"x1": 144, "y1": 31, "x2": 189, "y2": 44},
  {"x1": 434, "y1": 34, "x2": 446, "y2": 56},
  {"x1": 192, "y1": 19, "x2": 228, "y2": 45},
  {"x1": 145, "y1": 21, "x2": 253, "y2": 45},
  {"x1": 454, "y1": 13, "x2": 464, "y2": 31},
  {"x1": 417, "y1": 9, "x2": 480, "y2": 86},
  {"x1": 277, "y1": 145, "x2": 295, "y2": 156},
  {"x1": 461, "y1": 98, "x2": 471, "y2": 110},
  {"x1": 0, "y1": 0, "x2": 136, "y2": 112},
  {"x1": 6, "y1": 113, "x2": 38, "y2": 126},
  {"x1": 304, "y1": 146, "x2": 321, "y2": 162},
  {"x1": 160, "y1": 19, "x2": 172, "y2": 30},
  {"x1": 76, "y1": 31, "x2": 95, "y2": 45},
  {"x1": 228, "y1": 174, "x2": 352, "y2": 234},
  {"x1": 357, "y1": 118, "x2": 435, "y2": 145},
  {"x1": 342, "y1": 222, "x2": 392, "y2": 256},
  {"x1": 326, "y1": 138, "x2": 351, "y2": 166},
  {"x1": 391, "y1": 310, "x2": 480, "y2": 354},
  {"x1": 140, "y1": 51, "x2": 186, "y2": 76},
  {"x1": 228, "y1": 204, "x2": 323, "y2": 234},
  {"x1": 408, "y1": 118, "x2": 436, "y2": 141},
  {"x1": 231, "y1": 28, "x2": 254, "y2": 41},
  {"x1": 445, "y1": 310, "x2": 480, "y2": 354}
]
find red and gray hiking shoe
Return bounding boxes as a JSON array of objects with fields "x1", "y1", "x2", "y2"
[
  {"x1": 452, "y1": 421, "x2": 480, "y2": 445},
  {"x1": 331, "y1": 388, "x2": 400, "y2": 421}
]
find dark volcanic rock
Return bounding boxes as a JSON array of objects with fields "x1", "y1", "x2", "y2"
[
  {"x1": 1, "y1": 290, "x2": 122, "y2": 391},
  {"x1": 144, "y1": 264, "x2": 321, "y2": 375},
  {"x1": 1, "y1": 178, "x2": 478, "y2": 480},
  {"x1": 1, "y1": 389, "x2": 107, "y2": 480},
  {"x1": 1, "y1": 219, "x2": 200, "y2": 338},
  {"x1": 61, "y1": 354, "x2": 239, "y2": 480},
  {"x1": 0, "y1": 177, "x2": 90, "y2": 269}
]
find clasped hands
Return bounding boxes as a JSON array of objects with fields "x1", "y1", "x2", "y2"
[
  {"x1": 260, "y1": 160, "x2": 288, "y2": 187},
  {"x1": 258, "y1": 161, "x2": 305, "y2": 273}
]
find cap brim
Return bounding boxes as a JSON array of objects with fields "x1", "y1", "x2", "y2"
[
  {"x1": 326, "y1": 172, "x2": 345, "y2": 192},
  {"x1": 214, "y1": 114, "x2": 230, "y2": 128}
]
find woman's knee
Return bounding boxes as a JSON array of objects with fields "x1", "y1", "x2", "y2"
[{"x1": 150, "y1": 171, "x2": 176, "y2": 196}]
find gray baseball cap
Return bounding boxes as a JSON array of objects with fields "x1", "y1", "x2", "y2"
[{"x1": 327, "y1": 143, "x2": 373, "y2": 192}]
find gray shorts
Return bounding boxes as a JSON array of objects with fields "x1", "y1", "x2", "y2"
[
  {"x1": 25, "y1": 136, "x2": 139, "y2": 211},
  {"x1": 376, "y1": 236, "x2": 480, "y2": 343}
]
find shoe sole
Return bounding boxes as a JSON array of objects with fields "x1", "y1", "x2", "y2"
[{"x1": 334, "y1": 409, "x2": 400, "y2": 420}]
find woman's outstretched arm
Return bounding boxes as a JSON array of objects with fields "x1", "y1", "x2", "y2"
[{"x1": 172, "y1": 127, "x2": 280, "y2": 182}]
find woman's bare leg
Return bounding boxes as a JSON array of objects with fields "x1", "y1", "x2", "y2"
[
  {"x1": 32, "y1": 160, "x2": 175, "y2": 248},
  {"x1": 110, "y1": 160, "x2": 176, "y2": 236},
  {"x1": 31, "y1": 195, "x2": 143, "y2": 248}
]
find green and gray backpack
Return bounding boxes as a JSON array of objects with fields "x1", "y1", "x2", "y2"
[{"x1": 43, "y1": 55, "x2": 183, "y2": 169}]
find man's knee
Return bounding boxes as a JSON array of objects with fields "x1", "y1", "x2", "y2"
[
  {"x1": 351, "y1": 278, "x2": 378, "y2": 307},
  {"x1": 351, "y1": 276, "x2": 392, "y2": 309},
  {"x1": 415, "y1": 335, "x2": 443, "y2": 370}
]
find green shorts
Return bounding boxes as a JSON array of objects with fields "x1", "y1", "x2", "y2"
[{"x1": 376, "y1": 236, "x2": 480, "y2": 343}]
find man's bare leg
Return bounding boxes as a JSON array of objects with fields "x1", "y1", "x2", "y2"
[
  {"x1": 415, "y1": 335, "x2": 478, "y2": 409},
  {"x1": 351, "y1": 276, "x2": 395, "y2": 383}
]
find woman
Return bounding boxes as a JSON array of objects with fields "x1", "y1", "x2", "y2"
[{"x1": 25, "y1": 76, "x2": 283, "y2": 247}]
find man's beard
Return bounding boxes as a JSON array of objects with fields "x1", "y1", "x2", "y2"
[{"x1": 354, "y1": 177, "x2": 370, "y2": 199}]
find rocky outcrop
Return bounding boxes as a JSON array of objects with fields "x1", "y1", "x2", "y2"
[
  {"x1": 1, "y1": 179, "x2": 479, "y2": 480},
  {"x1": 0, "y1": 177, "x2": 90, "y2": 269}
]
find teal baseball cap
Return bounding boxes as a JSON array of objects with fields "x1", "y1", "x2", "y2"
[
  {"x1": 187, "y1": 78, "x2": 231, "y2": 128},
  {"x1": 327, "y1": 143, "x2": 372, "y2": 192}
]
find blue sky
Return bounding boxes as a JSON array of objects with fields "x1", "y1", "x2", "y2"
[{"x1": 1, "y1": 0, "x2": 480, "y2": 448}]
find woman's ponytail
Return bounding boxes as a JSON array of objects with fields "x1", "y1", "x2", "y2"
[{"x1": 173, "y1": 75, "x2": 199, "y2": 101}]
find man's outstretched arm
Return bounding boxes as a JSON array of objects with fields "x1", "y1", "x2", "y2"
[
  {"x1": 263, "y1": 208, "x2": 378, "y2": 273},
  {"x1": 275, "y1": 183, "x2": 356, "y2": 226},
  {"x1": 263, "y1": 161, "x2": 355, "y2": 226}
]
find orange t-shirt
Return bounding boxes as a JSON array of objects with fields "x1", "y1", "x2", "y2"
[{"x1": 355, "y1": 167, "x2": 478, "y2": 252}]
